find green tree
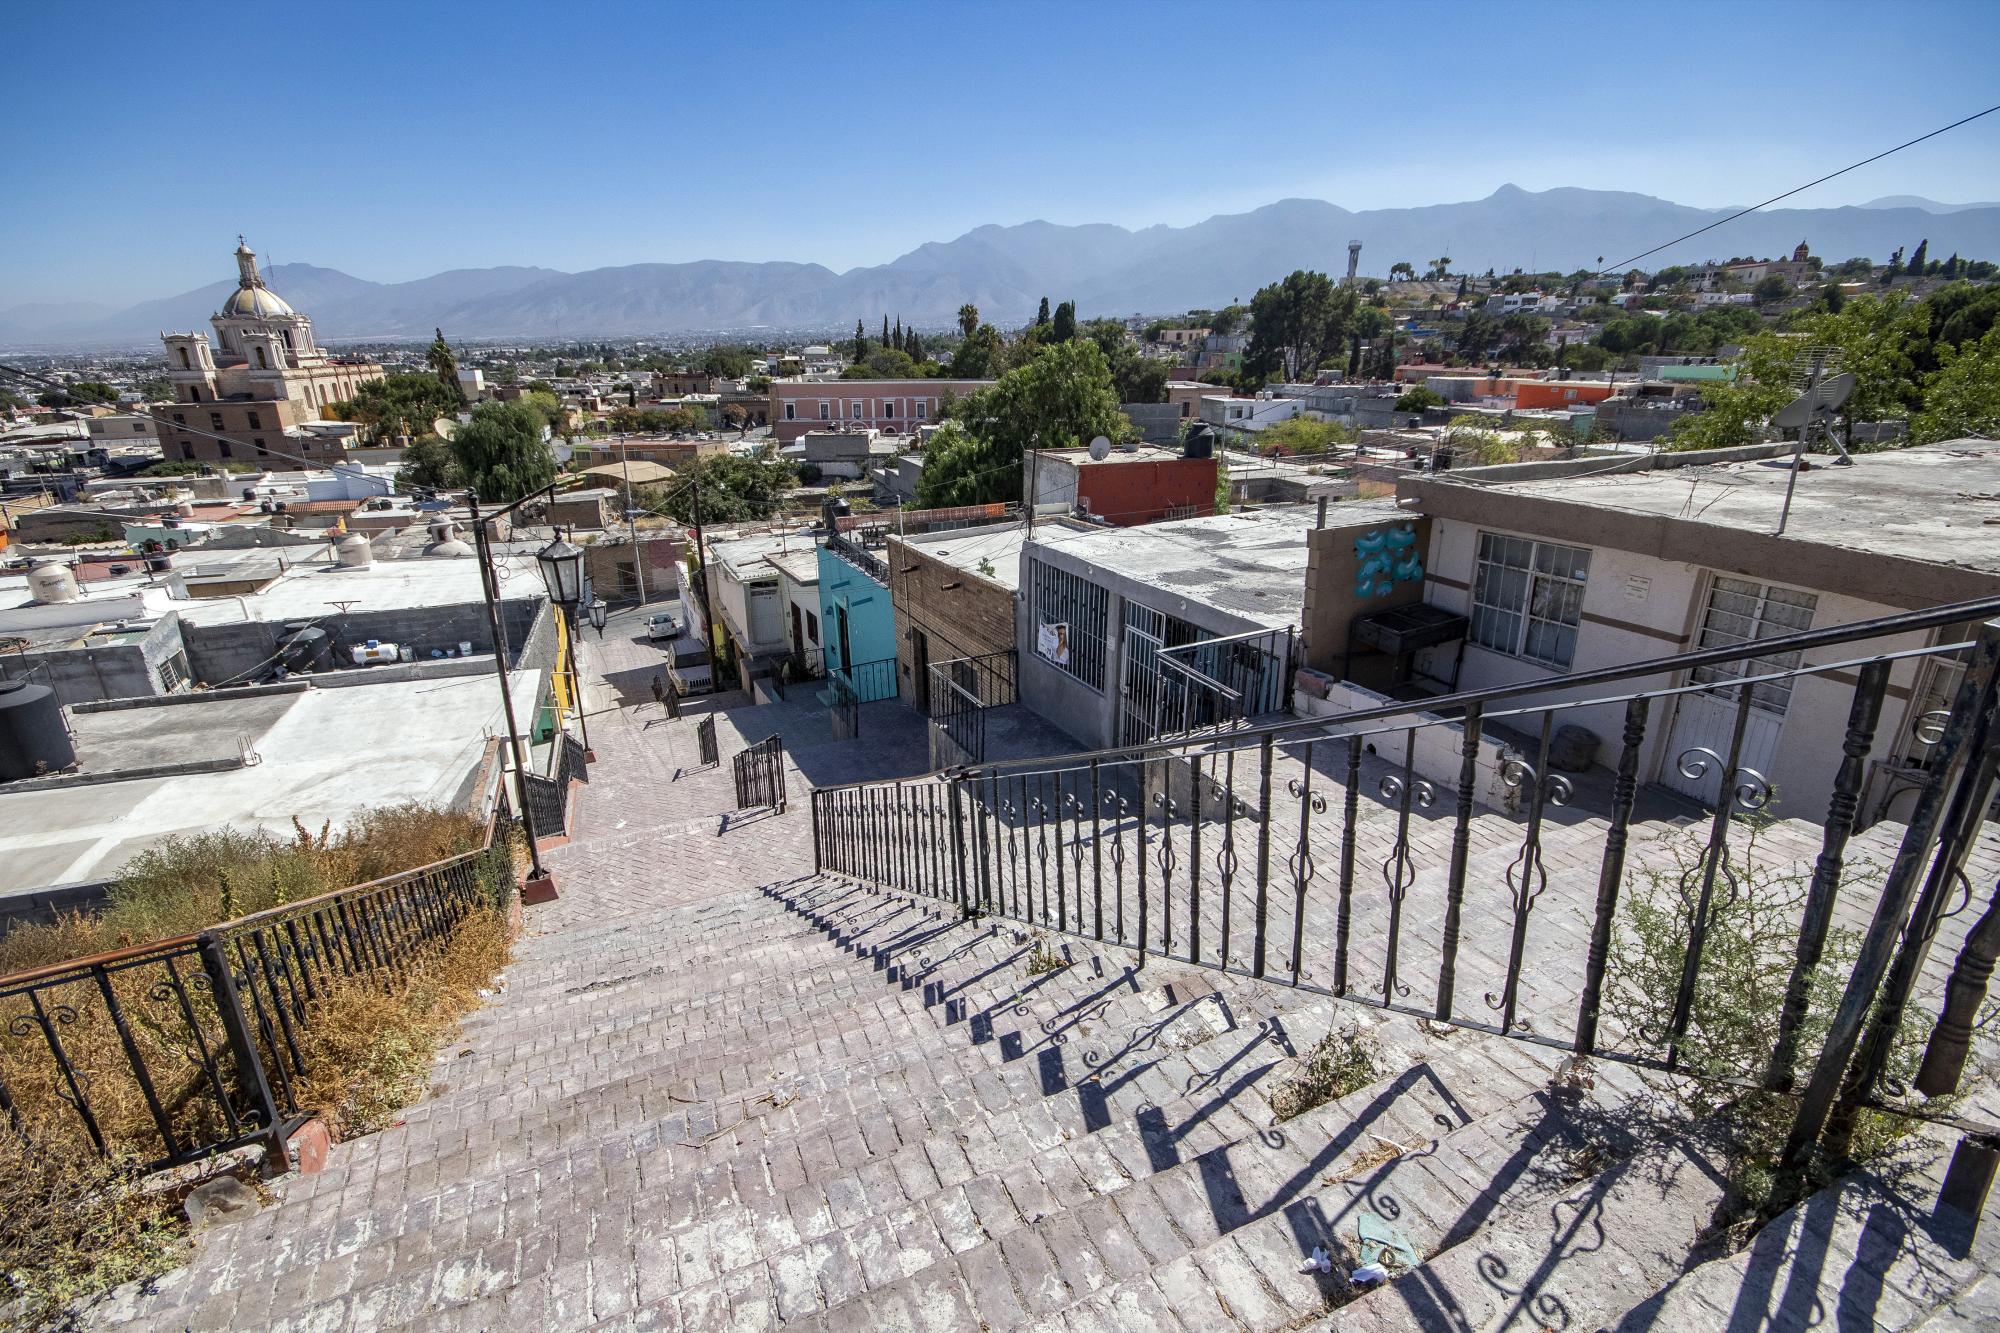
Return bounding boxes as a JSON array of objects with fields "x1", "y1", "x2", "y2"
[
  {"x1": 331, "y1": 372, "x2": 463, "y2": 440},
  {"x1": 949, "y1": 324, "x2": 1005, "y2": 379},
  {"x1": 1753, "y1": 274, "x2": 1791, "y2": 304},
  {"x1": 1035, "y1": 297, "x2": 1051, "y2": 328},
  {"x1": 917, "y1": 339, "x2": 1132, "y2": 507},
  {"x1": 1912, "y1": 324, "x2": 2000, "y2": 443},
  {"x1": 1051, "y1": 300, "x2": 1077, "y2": 343},
  {"x1": 1209, "y1": 304, "x2": 1247, "y2": 336},
  {"x1": 881, "y1": 315, "x2": 891, "y2": 348},
  {"x1": 1255, "y1": 414, "x2": 1350, "y2": 456},
  {"x1": 957, "y1": 303, "x2": 979, "y2": 339},
  {"x1": 396, "y1": 435, "x2": 462, "y2": 491},
  {"x1": 1244, "y1": 270, "x2": 1358, "y2": 382},
  {"x1": 1393, "y1": 386, "x2": 1445, "y2": 413},
  {"x1": 451, "y1": 401, "x2": 557, "y2": 501},
  {"x1": 852, "y1": 320, "x2": 868, "y2": 362},
  {"x1": 1905, "y1": 238, "x2": 1929, "y2": 276},
  {"x1": 700, "y1": 345, "x2": 753, "y2": 379},
  {"x1": 1389, "y1": 262, "x2": 1416, "y2": 282},
  {"x1": 428, "y1": 329, "x2": 465, "y2": 405},
  {"x1": 664, "y1": 452, "x2": 798, "y2": 525}
]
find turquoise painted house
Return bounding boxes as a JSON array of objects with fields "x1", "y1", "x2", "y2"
[{"x1": 817, "y1": 536, "x2": 899, "y2": 702}]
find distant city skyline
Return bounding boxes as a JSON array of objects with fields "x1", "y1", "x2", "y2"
[{"x1": 6, "y1": 0, "x2": 1998, "y2": 308}]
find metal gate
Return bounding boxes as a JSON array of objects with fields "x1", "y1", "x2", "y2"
[
  {"x1": 695, "y1": 715, "x2": 719, "y2": 768},
  {"x1": 733, "y1": 734, "x2": 786, "y2": 812}
]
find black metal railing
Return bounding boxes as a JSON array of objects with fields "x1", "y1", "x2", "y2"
[
  {"x1": 696, "y1": 715, "x2": 720, "y2": 768},
  {"x1": 733, "y1": 734, "x2": 786, "y2": 812},
  {"x1": 0, "y1": 838, "x2": 509, "y2": 1174},
  {"x1": 927, "y1": 650, "x2": 1019, "y2": 764},
  {"x1": 811, "y1": 595, "x2": 2000, "y2": 1181},
  {"x1": 523, "y1": 733, "x2": 587, "y2": 837},
  {"x1": 825, "y1": 530, "x2": 889, "y2": 584},
  {"x1": 829, "y1": 655, "x2": 898, "y2": 704}
]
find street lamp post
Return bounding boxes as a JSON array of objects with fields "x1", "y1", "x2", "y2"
[
  {"x1": 467, "y1": 487, "x2": 553, "y2": 901},
  {"x1": 588, "y1": 597, "x2": 608, "y2": 638},
  {"x1": 535, "y1": 531, "x2": 595, "y2": 762}
]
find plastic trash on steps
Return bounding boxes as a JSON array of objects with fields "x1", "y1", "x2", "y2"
[{"x1": 1350, "y1": 1211, "x2": 1420, "y2": 1288}]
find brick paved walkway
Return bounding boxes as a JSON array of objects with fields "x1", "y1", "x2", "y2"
[{"x1": 90, "y1": 614, "x2": 2000, "y2": 1331}]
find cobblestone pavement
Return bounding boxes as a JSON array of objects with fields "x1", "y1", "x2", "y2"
[{"x1": 91, "y1": 612, "x2": 2000, "y2": 1331}]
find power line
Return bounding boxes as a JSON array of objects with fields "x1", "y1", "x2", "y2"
[{"x1": 1594, "y1": 102, "x2": 2000, "y2": 276}]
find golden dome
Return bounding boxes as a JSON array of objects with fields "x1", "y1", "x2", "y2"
[{"x1": 222, "y1": 284, "x2": 294, "y2": 318}]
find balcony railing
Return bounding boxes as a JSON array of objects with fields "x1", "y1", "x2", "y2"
[
  {"x1": 927, "y1": 650, "x2": 1018, "y2": 764},
  {"x1": 811, "y1": 595, "x2": 2000, "y2": 1190}
]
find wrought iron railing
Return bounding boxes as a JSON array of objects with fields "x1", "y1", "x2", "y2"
[
  {"x1": 524, "y1": 733, "x2": 588, "y2": 836},
  {"x1": 1121, "y1": 624, "x2": 1298, "y2": 745},
  {"x1": 811, "y1": 596, "x2": 2000, "y2": 1181},
  {"x1": 696, "y1": 715, "x2": 720, "y2": 768},
  {"x1": 824, "y1": 655, "x2": 898, "y2": 705},
  {"x1": 733, "y1": 734, "x2": 786, "y2": 812},
  {"x1": 0, "y1": 835, "x2": 511, "y2": 1175},
  {"x1": 825, "y1": 530, "x2": 889, "y2": 583},
  {"x1": 927, "y1": 650, "x2": 1019, "y2": 764}
]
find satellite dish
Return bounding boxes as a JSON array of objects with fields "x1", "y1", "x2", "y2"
[
  {"x1": 1088, "y1": 435, "x2": 1112, "y2": 461},
  {"x1": 432, "y1": 416, "x2": 458, "y2": 441},
  {"x1": 1770, "y1": 372, "x2": 1853, "y2": 430}
]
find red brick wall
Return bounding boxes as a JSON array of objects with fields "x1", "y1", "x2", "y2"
[{"x1": 1075, "y1": 456, "x2": 1218, "y2": 526}]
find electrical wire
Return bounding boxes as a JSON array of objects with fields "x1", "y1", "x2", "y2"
[{"x1": 1592, "y1": 102, "x2": 2000, "y2": 276}]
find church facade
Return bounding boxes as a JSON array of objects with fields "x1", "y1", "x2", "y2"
[{"x1": 157, "y1": 241, "x2": 383, "y2": 470}]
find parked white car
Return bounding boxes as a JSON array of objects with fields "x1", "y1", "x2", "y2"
[{"x1": 646, "y1": 613, "x2": 680, "y2": 642}]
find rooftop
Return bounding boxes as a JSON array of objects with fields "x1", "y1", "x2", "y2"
[
  {"x1": 895, "y1": 521, "x2": 1034, "y2": 592},
  {"x1": 1029, "y1": 503, "x2": 1365, "y2": 628},
  {"x1": 1041, "y1": 444, "x2": 1193, "y2": 468},
  {"x1": 1406, "y1": 438, "x2": 2000, "y2": 603},
  {"x1": 767, "y1": 549, "x2": 821, "y2": 586},
  {"x1": 0, "y1": 672, "x2": 531, "y2": 896}
]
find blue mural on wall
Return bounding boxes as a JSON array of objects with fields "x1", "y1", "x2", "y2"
[{"x1": 1355, "y1": 524, "x2": 1423, "y2": 598}]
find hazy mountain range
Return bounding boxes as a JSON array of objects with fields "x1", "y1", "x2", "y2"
[{"x1": 8, "y1": 186, "x2": 1998, "y2": 349}]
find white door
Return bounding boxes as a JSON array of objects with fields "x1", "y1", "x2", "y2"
[{"x1": 1663, "y1": 576, "x2": 1818, "y2": 808}]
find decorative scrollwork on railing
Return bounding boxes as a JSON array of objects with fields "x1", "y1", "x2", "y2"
[
  {"x1": 1379, "y1": 773, "x2": 1438, "y2": 809},
  {"x1": 1286, "y1": 775, "x2": 1330, "y2": 813},
  {"x1": 1913, "y1": 708, "x2": 1952, "y2": 747},
  {"x1": 1676, "y1": 747, "x2": 1773, "y2": 811},
  {"x1": 1499, "y1": 755, "x2": 1575, "y2": 808}
]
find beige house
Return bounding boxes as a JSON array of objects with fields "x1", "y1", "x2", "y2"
[{"x1": 157, "y1": 241, "x2": 383, "y2": 470}]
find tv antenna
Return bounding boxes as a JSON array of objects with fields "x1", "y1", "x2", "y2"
[{"x1": 1772, "y1": 347, "x2": 1854, "y2": 536}]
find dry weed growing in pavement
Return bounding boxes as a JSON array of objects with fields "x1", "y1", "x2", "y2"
[{"x1": 1272, "y1": 1020, "x2": 1384, "y2": 1122}]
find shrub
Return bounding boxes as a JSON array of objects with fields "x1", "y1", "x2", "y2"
[{"x1": 1272, "y1": 1020, "x2": 1383, "y2": 1121}]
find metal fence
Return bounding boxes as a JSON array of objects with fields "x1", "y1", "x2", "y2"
[
  {"x1": 523, "y1": 732, "x2": 588, "y2": 836},
  {"x1": 811, "y1": 595, "x2": 2000, "y2": 1189},
  {"x1": 733, "y1": 734, "x2": 786, "y2": 812},
  {"x1": 696, "y1": 715, "x2": 720, "y2": 768},
  {"x1": 0, "y1": 838, "x2": 509, "y2": 1174},
  {"x1": 927, "y1": 650, "x2": 1019, "y2": 764}
]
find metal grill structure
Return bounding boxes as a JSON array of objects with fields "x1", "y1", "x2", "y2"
[
  {"x1": 812, "y1": 597, "x2": 2000, "y2": 1186},
  {"x1": 695, "y1": 715, "x2": 720, "y2": 768},
  {"x1": 733, "y1": 734, "x2": 787, "y2": 812},
  {"x1": 926, "y1": 650, "x2": 1018, "y2": 764},
  {"x1": 0, "y1": 841, "x2": 507, "y2": 1173}
]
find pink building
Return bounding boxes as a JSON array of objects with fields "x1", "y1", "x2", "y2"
[{"x1": 769, "y1": 379, "x2": 993, "y2": 442}]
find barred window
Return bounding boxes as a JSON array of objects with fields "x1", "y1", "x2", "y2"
[
  {"x1": 1470, "y1": 532, "x2": 1591, "y2": 669},
  {"x1": 1029, "y1": 557, "x2": 1108, "y2": 691},
  {"x1": 1690, "y1": 576, "x2": 1817, "y2": 715}
]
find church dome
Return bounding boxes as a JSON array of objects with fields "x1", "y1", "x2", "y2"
[{"x1": 222, "y1": 284, "x2": 294, "y2": 318}]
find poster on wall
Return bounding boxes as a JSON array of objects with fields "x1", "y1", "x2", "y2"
[{"x1": 1037, "y1": 622, "x2": 1070, "y2": 666}]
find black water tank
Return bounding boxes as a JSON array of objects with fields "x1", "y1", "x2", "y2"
[
  {"x1": 1183, "y1": 423, "x2": 1215, "y2": 459},
  {"x1": 0, "y1": 682, "x2": 76, "y2": 782}
]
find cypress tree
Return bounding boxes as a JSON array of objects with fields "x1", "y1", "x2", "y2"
[
  {"x1": 1906, "y1": 238, "x2": 1929, "y2": 275},
  {"x1": 1036, "y1": 297, "x2": 1051, "y2": 327},
  {"x1": 893, "y1": 316, "x2": 903, "y2": 352},
  {"x1": 853, "y1": 319, "x2": 868, "y2": 362},
  {"x1": 882, "y1": 315, "x2": 890, "y2": 347}
]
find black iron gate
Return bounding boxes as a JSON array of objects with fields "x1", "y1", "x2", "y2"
[
  {"x1": 695, "y1": 715, "x2": 719, "y2": 768},
  {"x1": 733, "y1": 734, "x2": 786, "y2": 812}
]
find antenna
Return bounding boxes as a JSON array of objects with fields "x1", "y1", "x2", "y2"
[
  {"x1": 432, "y1": 416, "x2": 458, "y2": 441},
  {"x1": 1088, "y1": 435, "x2": 1111, "y2": 462},
  {"x1": 1772, "y1": 354, "x2": 1856, "y2": 536}
]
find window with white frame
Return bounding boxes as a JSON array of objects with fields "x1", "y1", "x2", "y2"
[
  {"x1": 883, "y1": 399, "x2": 897, "y2": 419},
  {"x1": 1469, "y1": 532, "x2": 1591, "y2": 668},
  {"x1": 850, "y1": 400, "x2": 863, "y2": 419},
  {"x1": 1689, "y1": 576, "x2": 1818, "y2": 715},
  {"x1": 784, "y1": 402, "x2": 795, "y2": 421},
  {"x1": 818, "y1": 401, "x2": 829, "y2": 420},
  {"x1": 916, "y1": 400, "x2": 928, "y2": 420}
]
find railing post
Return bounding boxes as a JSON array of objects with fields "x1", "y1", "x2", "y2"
[
  {"x1": 949, "y1": 776, "x2": 970, "y2": 915},
  {"x1": 1435, "y1": 701, "x2": 1484, "y2": 1019},
  {"x1": 1779, "y1": 618, "x2": 2000, "y2": 1186},
  {"x1": 1767, "y1": 661, "x2": 1888, "y2": 1089},
  {"x1": 1918, "y1": 873, "x2": 2000, "y2": 1097},
  {"x1": 198, "y1": 930, "x2": 289, "y2": 1171},
  {"x1": 1575, "y1": 696, "x2": 1648, "y2": 1055},
  {"x1": 811, "y1": 790, "x2": 823, "y2": 874}
]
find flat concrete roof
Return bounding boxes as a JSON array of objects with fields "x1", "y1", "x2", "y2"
[
  {"x1": 1030, "y1": 504, "x2": 1358, "y2": 628},
  {"x1": 767, "y1": 549, "x2": 820, "y2": 585},
  {"x1": 0, "y1": 671, "x2": 532, "y2": 895},
  {"x1": 169, "y1": 553, "x2": 543, "y2": 624},
  {"x1": 896, "y1": 522, "x2": 1034, "y2": 592},
  {"x1": 1041, "y1": 444, "x2": 1193, "y2": 468},
  {"x1": 1405, "y1": 437, "x2": 2000, "y2": 606}
]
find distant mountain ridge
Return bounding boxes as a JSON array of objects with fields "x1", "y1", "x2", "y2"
[{"x1": 7, "y1": 185, "x2": 1997, "y2": 348}]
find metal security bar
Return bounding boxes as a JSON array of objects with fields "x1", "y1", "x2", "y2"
[
  {"x1": 696, "y1": 715, "x2": 720, "y2": 768},
  {"x1": 733, "y1": 734, "x2": 786, "y2": 812},
  {"x1": 927, "y1": 650, "x2": 1018, "y2": 764},
  {"x1": 0, "y1": 840, "x2": 507, "y2": 1174},
  {"x1": 810, "y1": 595, "x2": 2000, "y2": 1177}
]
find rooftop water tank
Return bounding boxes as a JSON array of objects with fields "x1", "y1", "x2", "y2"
[
  {"x1": 335, "y1": 532, "x2": 374, "y2": 568},
  {"x1": 0, "y1": 681, "x2": 76, "y2": 782},
  {"x1": 27, "y1": 562, "x2": 80, "y2": 604}
]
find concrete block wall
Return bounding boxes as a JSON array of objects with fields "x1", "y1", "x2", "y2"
[{"x1": 183, "y1": 598, "x2": 546, "y2": 689}]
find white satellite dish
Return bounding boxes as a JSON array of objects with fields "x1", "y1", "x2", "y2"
[
  {"x1": 432, "y1": 416, "x2": 458, "y2": 441},
  {"x1": 1770, "y1": 372, "x2": 1853, "y2": 431},
  {"x1": 1088, "y1": 435, "x2": 1112, "y2": 461}
]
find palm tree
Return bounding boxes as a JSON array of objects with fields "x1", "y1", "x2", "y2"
[{"x1": 957, "y1": 304, "x2": 979, "y2": 339}]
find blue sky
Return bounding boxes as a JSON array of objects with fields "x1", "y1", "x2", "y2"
[{"x1": 7, "y1": 0, "x2": 1998, "y2": 308}]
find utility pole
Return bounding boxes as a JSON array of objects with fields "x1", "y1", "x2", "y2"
[
  {"x1": 619, "y1": 433, "x2": 647, "y2": 605},
  {"x1": 468, "y1": 488, "x2": 549, "y2": 891}
]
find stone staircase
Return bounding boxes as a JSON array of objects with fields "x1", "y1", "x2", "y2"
[{"x1": 86, "y1": 689, "x2": 2000, "y2": 1332}]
